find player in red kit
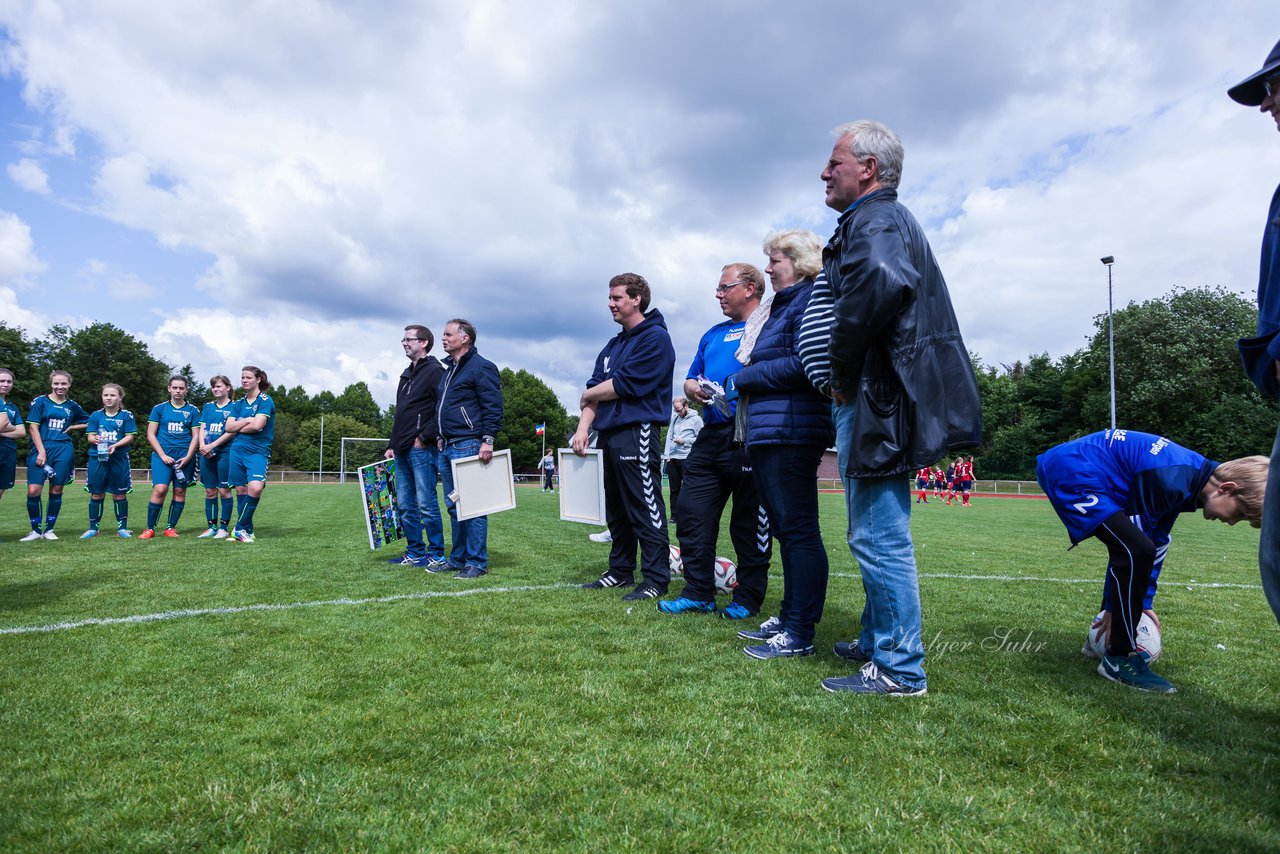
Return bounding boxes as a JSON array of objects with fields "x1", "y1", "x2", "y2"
[{"x1": 915, "y1": 465, "x2": 932, "y2": 503}]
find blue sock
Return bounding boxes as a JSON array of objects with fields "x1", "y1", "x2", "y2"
[
  {"x1": 220, "y1": 497, "x2": 233, "y2": 529},
  {"x1": 45, "y1": 494, "x2": 62, "y2": 531},
  {"x1": 205, "y1": 497, "x2": 217, "y2": 527},
  {"x1": 114, "y1": 498, "x2": 129, "y2": 530},
  {"x1": 166, "y1": 500, "x2": 185, "y2": 530},
  {"x1": 147, "y1": 501, "x2": 162, "y2": 531},
  {"x1": 239, "y1": 496, "x2": 259, "y2": 534},
  {"x1": 88, "y1": 498, "x2": 104, "y2": 531},
  {"x1": 27, "y1": 496, "x2": 42, "y2": 532}
]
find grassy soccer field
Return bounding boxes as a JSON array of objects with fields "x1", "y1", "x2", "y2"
[{"x1": 1, "y1": 485, "x2": 1276, "y2": 851}]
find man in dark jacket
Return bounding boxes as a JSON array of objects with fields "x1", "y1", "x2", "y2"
[
  {"x1": 572, "y1": 273, "x2": 676, "y2": 601},
  {"x1": 817, "y1": 120, "x2": 981, "y2": 697},
  {"x1": 435, "y1": 318, "x2": 503, "y2": 579},
  {"x1": 1229, "y1": 40, "x2": 1280, "y2": 623},
  {"x1": 384, "y1": 324, "x2": 446, "y2": 569}
]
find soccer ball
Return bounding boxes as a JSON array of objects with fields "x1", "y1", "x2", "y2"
[
  {"x1": 669, "y1": 545, "x2": 683, "y2": 576},
  {"x1": 714, "y1": 556, "x2": 737, "y2": 595},
  {"x1": 1084, "y1": 611, "x2": 1162, "y2": 662}
]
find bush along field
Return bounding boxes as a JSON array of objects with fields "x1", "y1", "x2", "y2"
[{"x1": 1, "y1": 485, "x2": 1276, "y2": 851}]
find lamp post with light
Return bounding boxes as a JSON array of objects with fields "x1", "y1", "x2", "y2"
[{"x1": 1100, "y1": 255, "x2": 1116, "y2": 431}]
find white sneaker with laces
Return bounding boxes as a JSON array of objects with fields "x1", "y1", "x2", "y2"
[
  {"x1": 588, "y1": 530, "x2": 613, "y2": 543},
  {"x1": 197, "y1": 527, "x2": 218, "y2": 539},
  {"x1": 42, "y1": 531, "x2": 59, "y2": 540},
  {"x1": 19, "y1": 531, "x2": 43, "y2": 541},
  {"x1": 213, "y1": 528, "x2": 230, "y2": 539}
]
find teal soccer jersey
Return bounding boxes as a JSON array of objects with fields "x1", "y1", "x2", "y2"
[
  {"x1": 87, "y1": 408, "x2": 137, "y2": 450},
  {"x1": 232, "y1": 394, "x2": 275, "y2": 455},
  {"x1": 0, "y1": 397, "x2": 22, "y2": 454},
  {"x1": 149, "y1": 401, "x2": 200, "y2": 456},
  {"x1": 200, "y1": 401, "x2": 235, "y2": 451},
  {"x1": 26, "y1": 395, "x2": 89, "y2": 445}
]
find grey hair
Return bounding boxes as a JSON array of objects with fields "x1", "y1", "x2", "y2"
[
  {"x1": 832, "y1": 120, "x2": 903, "y2": 190},
  {"x1": 762, "y1": 229, "x2": 823, "y2": 279}
]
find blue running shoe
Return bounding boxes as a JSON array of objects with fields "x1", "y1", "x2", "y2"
[
  {"x1": 743, "y1": 631, "x2": 815, "y2": 660},
  {"x1": 423, "y1": 556, "x2": 450, "y2": 571},
  {"x1": 79, "y1": 529, "x2": 99, "y2": 539},
  {"x1": 118, "y1": 529, "x2": 133, "y2": 538},
  {"x1": 822, "y1": 662, "x2": 927, "y2": 696},
  {"x1": 738, "y1": 615, "x2": 782, "y2": 641},
  {"x1": 718, "y1": 602, "x2": 754, "y2": 620},
  {"x1": 658, "y1": 596, "x2": 715, "y2": 615},
  {"x1": 833, "y1": 640, "x2": 871, "y2": 663},
  {"x1": 1098, "y1": 654, "x2": 1176, "y2": 693},
  {"x1": 387, "y1": 554, "x2": 426, "y2": 566},
  {"x1": 454, "y1": 566, "x2": 488, "y2": 579}
]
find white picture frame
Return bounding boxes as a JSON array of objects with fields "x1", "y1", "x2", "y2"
[
  {"x1": 450, "y1": 449, "x2": 516, "y2": 521},
  {"x1": 558, "y1": 448, "x2": 606, "y2": 525}
]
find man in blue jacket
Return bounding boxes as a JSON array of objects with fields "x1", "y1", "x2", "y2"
[
  {"x1": 1228, "y1": 39, "x2": 1280, "y2": 624},
  {"x1": 383, "y1": 324, "x2": 446, "y2": 570},
  {"x1": 573, "y1": 273, "x2": 676, "y2": 601},
  {"x1": 435, "y1": 318, "x2": 503, "y2": 579}
]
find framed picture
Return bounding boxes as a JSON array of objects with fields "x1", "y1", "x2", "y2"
[
  {"x1": 558, "y1": 448, "x2": 606, "y2": 525},
  {"x1": 358, "y1": 457, "x2": 404, "y2": 550},
  {"x1": 450, "y1": 449, "x2": 516, "y2": 521}
]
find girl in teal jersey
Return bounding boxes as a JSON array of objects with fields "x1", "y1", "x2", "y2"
[
  {"x1": 0, "y1": 368, "x2": 28, "y2": 540},
  {"x1": 82, "y1": 384, "x2": 137, "y2": 538},
  {"x1": 23, "y1": 370, "x2": 89, "y2": 541},
  {"x1": 140, "y1": 376, "x2": 200, "y2": 539},
  {"x1": 224, "y1": 366, "x2": 275, "y2": 543},
  {"x1": 196, "y1": 375, "x2": 237, "y2": 538}
]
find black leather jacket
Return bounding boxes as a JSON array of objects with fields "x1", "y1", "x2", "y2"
[{"x1": 824, "y1": 188, "x2": 982, "y2": 477}]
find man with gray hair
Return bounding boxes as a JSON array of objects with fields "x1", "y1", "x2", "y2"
[{"x1": 813, "y1": 120, "x2": 981, "y2": 696}]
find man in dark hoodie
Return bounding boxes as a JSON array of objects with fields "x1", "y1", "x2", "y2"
[
  {"x1": 384, "y1": 324, "x2": 446, "y2": 569},
  {"x1": 436, "y1": 318, "x2": 504, "y2": 579},
  {"x1": 572, "y1": 273, "x2": 676, "y2": 601}
]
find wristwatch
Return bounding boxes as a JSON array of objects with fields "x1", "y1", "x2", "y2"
[{"x1": 482, "y1": 435, "x2": 495, "y2": 446}]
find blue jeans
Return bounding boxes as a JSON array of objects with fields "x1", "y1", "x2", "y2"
[
  {"x1": 835, "y1": 402, "x2": 926, "y2": 689},
  {"x1": 1262, "y1": 419, "x2": 1280, "y2": 624},
  {"x1": 393, "y1": 446, "x2": 445, "y2": 561},
  {"x1": 749, "y1": 443, "x2": 828, "y2": 643},
  {"x1": 439, "y1": 439, "x2": 488, "y2": 569}
]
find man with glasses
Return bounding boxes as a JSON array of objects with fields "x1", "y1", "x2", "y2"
[
  {"x1": 384, "y1": 325, "x2": 447, "y2": 569},
  {"x1": 1228, "y1": 40, "x2": 1280, "y2": 624},
  {"x1": 659, "y1": 264, "x2": 772, "y2": 627},
  {"x1": 573, "y1": 273, "x2": 676, "y2": 601}
]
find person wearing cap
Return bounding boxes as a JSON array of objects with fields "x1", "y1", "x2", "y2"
[{"x1": 1229, "y1": 39, "x2": 1280, "y2": 625}]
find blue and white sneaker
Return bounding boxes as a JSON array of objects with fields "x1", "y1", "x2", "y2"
[
  {"x1": 833, "y1": 640, "x2": 871, "y2": 663},
  {"x1": 79, "y1": 529, "x2": 99, "y2": 539},
  {"x1": 738, "y1": 615, "x2": 782, "y2": 641},
  {"x1": 423, "y1": 556, "x2": 450, "y2": 571},
  {"x1": 658, "y1": 596, "x2": 715, "y2": 615},
  {"x1": 387, "y1": 554, "x2": 426, "y2": 566},
  {"x1": 743, "y1": 631, "x2": 815, "y2": 660},
  {"x1": 118, "y1": 529, "x2": 133, "y2": 538},
  {"x1": 1098, "y1": 654, "x2": 1176, "y2": 693},
  {"x1": 821, "y1": 662, "x2": 927, "y2": 696},
  {"x1": 718, "y1": 602, "x2": 754, "y2": 620}
]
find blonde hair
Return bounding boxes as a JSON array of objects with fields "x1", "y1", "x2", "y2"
[
  {"x1": 762, "y1": 229, "x2": 823, "y2": 279},
  {"x1": 1214, "y1": 456, "x2": 1270, "y2": 528},
  {"x1": 101, "y1": 383, "x2": 125, "y2": 401}
]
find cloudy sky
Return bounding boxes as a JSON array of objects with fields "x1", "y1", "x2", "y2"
[{"x1": 1, "y1": 1, "x2": 1277, "y2": 411}]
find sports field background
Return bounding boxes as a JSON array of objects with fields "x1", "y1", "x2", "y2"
[{"x1": 1, "y1": 485, "x2": 1276, "y2": 850}]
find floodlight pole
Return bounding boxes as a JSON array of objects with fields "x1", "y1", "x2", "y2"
[
  {"x1": 319, "y1": 415, "x2": 325, "y2": 481},
  {"x1": 1100, "y1": 256, "x2": 1116, "y2": 431}
]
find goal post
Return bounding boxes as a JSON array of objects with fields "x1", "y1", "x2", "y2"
[{"x1": 339, "y1": 437, "x2": 391, "y2": 483}]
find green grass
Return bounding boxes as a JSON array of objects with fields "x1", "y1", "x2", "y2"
[{"x1": 1, "y1": 486, "x2": 1276, "y2": 851}]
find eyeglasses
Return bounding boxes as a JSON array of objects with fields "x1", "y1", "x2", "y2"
[
  {"x1": 401, "y1": 338, "x2": 425, "y2": 344},
  {"x1": 715, "y1": 280, "x2": 746, "y2": 295}
]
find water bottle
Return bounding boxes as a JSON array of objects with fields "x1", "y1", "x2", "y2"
[
  {"x1": 173, "y1": 462, "x2": 188, "y2": 486},
  {"x1": 97, "y1": 441, "x2": 111, "y2": 458},
  {"x1": 42, "y1": 464, "x2": 56, "y2": 479}
]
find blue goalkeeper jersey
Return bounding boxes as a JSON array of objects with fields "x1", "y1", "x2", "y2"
[
  {"x1": 149, "y1": 401, "x2": 200, "y2": 456},
  {"x1": 232, "y1": 393, "x2": 275, "y2": 454},
  {"x1": 27, "y1": 395, "x2": 89, "y2": 445},
  {"x1": 686, "y1": 319, "x2": 747, "y2": 426}
]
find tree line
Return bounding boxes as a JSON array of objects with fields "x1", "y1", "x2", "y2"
[{"x1": 2, "y1": 285, "x2": 1271, "y2": 480}]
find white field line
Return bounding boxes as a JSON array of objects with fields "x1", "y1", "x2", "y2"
[{"x1": 1, "y1": 574, "x2": 1262, "y2": 637}]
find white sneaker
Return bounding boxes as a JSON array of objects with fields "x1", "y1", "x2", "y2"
[
  {"x1": 42, "y1": 531, "x2": 59, "y2": 540},
  {"x1": 19, "y1": 530, "x2": 43, "y2": 541},
  {"x1": 197, "y1": 527, "x2": 218, "y2": 539},
  {"x1": 588, "y1": 530, "x2": 613, "y2": 543},
  {"x1": 213, "y1": 528, "x2": 230, "y2": 540}
]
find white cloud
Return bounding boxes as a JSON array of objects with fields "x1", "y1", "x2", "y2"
[
  {"x1": 0, "y1": 210, "x2": 45, "y2": 283},
  {"x1": 7, "y1": 158, "x2": 49, "y2": 195}
]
